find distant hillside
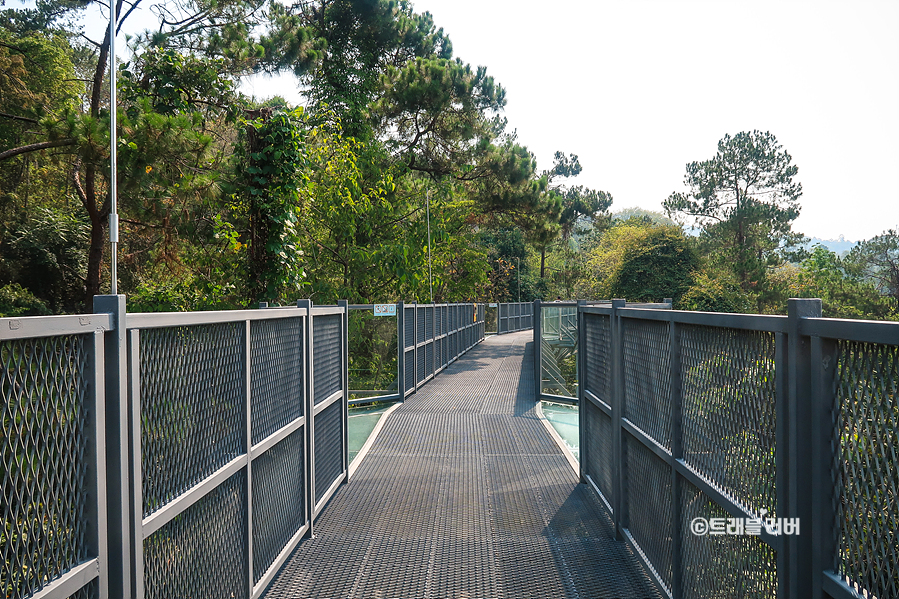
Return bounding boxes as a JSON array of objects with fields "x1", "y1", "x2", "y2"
[{"x1": 805, "y1": 236, "x2": 858, "y2": 255}]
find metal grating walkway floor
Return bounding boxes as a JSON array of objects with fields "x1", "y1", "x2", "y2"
[{"x1": 264, "y1": 331, "x2": 661, "y2": 599}]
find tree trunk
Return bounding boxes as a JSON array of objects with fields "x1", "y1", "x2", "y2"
[{"x1": 85, "y1": 212, "x2": 106, "y2": 305}]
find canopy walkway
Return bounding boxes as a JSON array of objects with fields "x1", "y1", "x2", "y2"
[{"x1": 263, "y1": 331, "x2": 660, "y2": 598}]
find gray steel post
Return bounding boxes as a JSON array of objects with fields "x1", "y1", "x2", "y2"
[
  {"x1": 787, "y1": 298, "x2": 822, "y2": 597},
  {"x1": 243, "y1": 320, "x2": 254, "y2": 595},
  {"x1": 534, "y1": 300, "x2": 541, "y2": 400},
  {"x1": 297, "y1": 299, "x2": 315, "y2": 538},
  {"x1": 86, "y1": 329, "x2": 109, "y2": 598},
  {"x1": 338, "y1": 300, "x2": 349, "y2": 475},
  {"x1": 669, "y1": 319, "x2": 683, "y2": 599},
  {"x1": 810, "y1": 334, "x2": 837, "y2": 599},
  {"x1": 577, "y1": 304, "x2": 587, "y2": 483},
  {"x1": 412, "y1": 304, "x2": 418, "y2": 393},
  {"x1": 775, "y1": 331, "x2": 789, "y2": 599},
  {"x1": 397, "y1": 302, "x2": 406, "y2": 399},
  {"x1": 127, "y1": 329, "x2": 145, "y2": 599},
  {"x1": 610, "y1": 298, "x2": 626, "y2": 540},
  {"x1": 93, "y1": 295, "x2": 129, "y2": 599},
  {"x1": 576, "y1": 300, "x2": 586, "y2": 402}
]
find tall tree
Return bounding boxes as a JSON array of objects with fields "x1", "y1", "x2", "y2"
[
  {"x1": 1, "y1": 0, "x2": 271, "y2": 307},
  {"x1": 532, "y1": 152, "x2": 612, "y2": 278},
  {"x1": 846, "y1": 229, "x2": 899, "y2": 311},
  {"x1": 664, "y1": 130, "x2": 805, "y2": 307}
]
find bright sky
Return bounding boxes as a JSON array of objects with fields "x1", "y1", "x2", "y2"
[
  {"x1": 29, "y1": 0, "x2": 899, "y2": 241},
  {"x1": 403, "y1": 0, "x2": 899, "y2": 242}
]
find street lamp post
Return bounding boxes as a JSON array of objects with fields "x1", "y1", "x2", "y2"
[{"x1": 516, "y1": 257, "x2": 520, "y2": 302}]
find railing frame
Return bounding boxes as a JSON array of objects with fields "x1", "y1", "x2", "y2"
[
  {"x1": 348, "y1": 302, "x2": 487, "y2": 404},
  {"x1": 578, "y1": 298, "x2": 899, "y2": 599}
]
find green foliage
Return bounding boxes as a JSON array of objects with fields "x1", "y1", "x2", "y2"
[
  {"x1": 846, "y1": 229, "x2": 899, "y2": 311},
  {"x1": 793, "y1": 246, "x2": 896, "y2": 320},
  {"x1": 0, "y1": 207, "x2": 89, "y2": 312},
  {"x1": 664, "y1": 130, "x2": 806, "y2": 305},
  {"x1": 681, "y1": 269, "x2": 756, "y2": 314},
  {"x1": 233, "y1": 107, "x2": 310, "y2": 304},
  {"x1": 587, "y1": 220, "x2": 698, "y2": 304},
  {"x1": 0, "y1": 283, "x2": 51, "y2": 317}
]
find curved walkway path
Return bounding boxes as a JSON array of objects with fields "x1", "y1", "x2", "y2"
[{"x1": 264, "y1": 331, "x2": 661, "y2": 599}]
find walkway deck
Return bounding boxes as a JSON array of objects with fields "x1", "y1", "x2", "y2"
[{"x1": 263, "y1": 331, "x2": 661, "y2": 599}]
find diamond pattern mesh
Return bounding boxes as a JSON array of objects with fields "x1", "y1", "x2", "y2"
[
  {"x1": 416, "y1": 346, "x2": 426, "y2": 385},
  {"x1": 313, "y1": 314, "x2": 341, "y2": 404},
  {"x1": 681, "y1": 479, "x2": 777, "y2": 599},
  {"x1": 404, "y1": 308, "x2": 414, "y2": 349},
  {"x1": 252, "y1": 427, "x2": 306, "y2": 583},
  {"x1": 625, "y1": 434, "x2": 673, "y2": 591},
  {"x1": 417, "y1": 308, "x2": 426, "y2": 344},
  {"x1": 584, "y1": 313, "x2": 611, "y2": 402},
  {"x1": 65, "y1": 577, "x2": 98, "y2": 599},
  {"x1": 314, "y1": 400, "x2": 344, "y2": 504},
  {"x1": 143, "y1": 470, "x2": 248, "y2": 599},
  {"x1": 832, "y1": 340, "x2": 899, "y2": 598},
  {"x1": 584, "y1": 399, "x2": 614, "y2": 506},
  {"x1": 251, "y1": 317, "x2": 304, "y2": 445},
  {"x1": 680, "y1": 325, "x2": 777, "y2": 516},
  {"x1": 622, "y1": 318, "x2": 671, "y2": 450},
  {"x1": 1, "y1": 335, "x2": 90, "y2": 599},
  {"x1": 404, "y1": 349, "x2": 414, "y2": 391},
  {"x1": 139, "y1": 323, "x2": 244, "y2": 516}
]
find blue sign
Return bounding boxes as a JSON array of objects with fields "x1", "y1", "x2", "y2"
[{"x1": 374, "y1": 304, "x2": 396, "y2": 317}]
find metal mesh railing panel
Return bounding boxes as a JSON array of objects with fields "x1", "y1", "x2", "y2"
[
  {"x1": 625, "y1": 435, "x2": 673, "y2": 591},
  {"x1": 404, "y1": 308, "x2": 414, "y2": 349},
  {"x1": 416, "y1": 309, "x2": 426, "y2": 345},
  {"x1": 139, "y1": 323, "x2": 243, "y2": 516},
  {"x1": 584, "y1": 399, "x2": 613, "y2": 506},
  {"x1": 313, "y1": 314, "x2": 341, "y2": 404},
  {"x1": 680, "y1": 325, "x2": 777, "y2": 516},
  {"x1": 404, "y1": 350, "x2": 414, "y2": 391},
  {"x1": 1, "y1": 335, "x2": 90, "y2": 599},
  {"x1": 252, "y1": 426, "x2": 306, "y2": 583},
  {"x1": 832, "y1": 340, "x2": 899, "y2": 598},
  {"x1": 143, "y1": 470, "x2": 248, "y2": 599},
  {"x1": 250, "y1": 317, "x2": 304, "y2": 445},
  {"x1": 584, "y1": 313, "x2": 611, "y2": 403},
  {"x1": 426, "y1": 342, "x2": 434, "y2": 377},
  {"x1": 622, "y1": 318, "x2": 671, "y2": 450},
  {"x1": 425, "y1": 307, "x2": 433, "y2": 341},
  {"x1": 680, "y1": 479, "x2": 777, "y2": 599},
  {"x1": 314, "y1": 400, "x2": 344, "y2": 503},
  {"x1": 416, "y1": 346, "x2": 426, "y2": 385}
]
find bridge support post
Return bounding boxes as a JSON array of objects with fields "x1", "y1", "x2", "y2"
[
  {"x1": 786, "y1": 298, "x2": 822, "y2": 598},
  {"x1": 94, "y1": 294, "x2": 129, "y2": 599},
  {"x1": 668, "y1": 318, "x2": 683, "y2": 599},
  {"x1": 610, "y1": 298, "x2": 626, "y2": 541},
  {"x1": 533, "y1": 300, "x2": 541, "y2": 401},
  {"x1": 298, "y1": 299, "x2": 315, "y2": 539}
]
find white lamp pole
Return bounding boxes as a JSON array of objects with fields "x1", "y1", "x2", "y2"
[
  {"x1": 516, "y1": 257, "x2": 520, "y2": 302},
  {"x1": 108, "y1": 0, "x2": 119, "y2": 294},
  {"x1": 426, "y1": 189, "x2": 433, "y2": 304}
]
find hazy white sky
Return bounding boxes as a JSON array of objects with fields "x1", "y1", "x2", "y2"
[
  {"x1": 64, "y1": 0, "x2": 899, "y2": 240},
  {"x1": 403, "y1": 0, "x2": 899, "y2": 242}
]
